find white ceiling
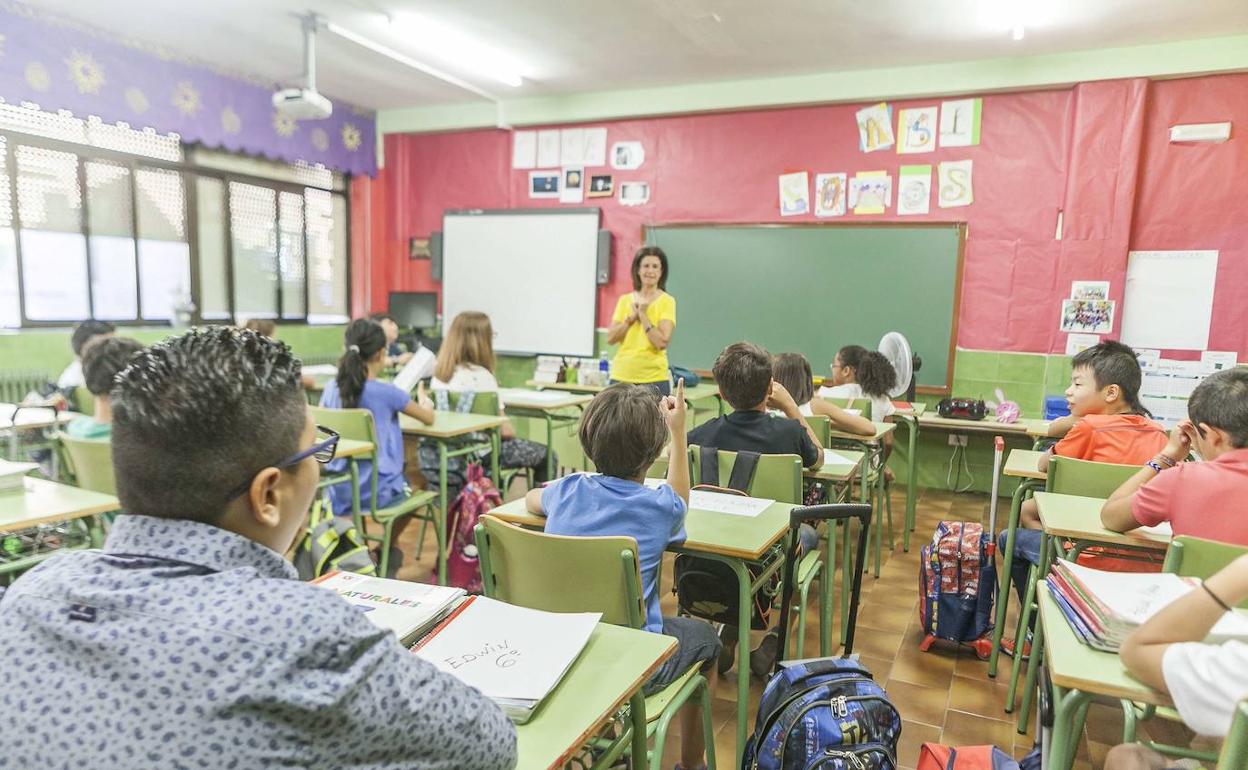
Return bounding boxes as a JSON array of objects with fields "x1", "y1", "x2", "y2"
[{"x1": 21, "y1": 0, "x2": 1248, "y2": 112}]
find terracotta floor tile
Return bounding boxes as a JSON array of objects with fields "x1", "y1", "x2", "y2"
[
  {"x1": 948, "y1": 674, "x2": 1017, "y2": 720},
  {"x1": 941, "y1": 710, "x2": 1020, "y2": 749},
  {"x1": 885, "y1": 679, "x2": 949, "y2": 728},
  {"x1": 896, "y1": 719, "x2": 943, "y2": 768},
  {"x1": 890, "y1": 653, "x2": 956, "y2": 689},
  {"x1": 855, "y1": 628, "x2": 905, "y2": 659},
  {"x1": 857, "y1": 600, "x2": 918, "y2": 633}
]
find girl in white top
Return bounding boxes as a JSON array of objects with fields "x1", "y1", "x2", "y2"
[
  {"x1": 817, "y1": 345, "x2": 898, "y2": 423},
  {"x1": 772, "y1": 353, "x2": 875, "y2": 436},
  {"x1": 430, "y1": 311, "x2": 553, "y2": 484}
]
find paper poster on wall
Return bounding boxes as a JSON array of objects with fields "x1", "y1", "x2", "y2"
[
  {"x1": 583, "y1": 127, "x2": 608, "y2": 167},
  {"x1": 778, "y1": 171, "x2": 810, "y2": 216},
  {"x1": 813, "y1": 173, "x2": 847, "y2": 217},
  {"x1": 939, "y1": 98, "x2": 982, "y2": 147},
  {"x1": 849, "y1": 171, "x2": 892, "y2": 214},
  {"x1": 1136, "y1": 348, "x2": 1161, "y2": 370},
  {"x1": 560, "y1": 168, "x2": 584, "y2": 204},
  {"x1": 611, "y1": 141, "x2": 645, "y2": 170},
  {"x1": 1121, "y1": 250, "x2": 1219, "y2": 351},
  {"x1": 586, "y1": 174, "x2": 613, "y2": 197},
  {"x1": 855, "y1": 103, "x2": 894, "y2": 152},
  {"x1": 1065, "y1": 333, "x2": 1101, "y2": 356},
  {"x1": 618, "y1": 181, "x2": 650, "y2": 206},
  {"x1": 560, "y1": 129, "x2": 587, "y2": 166},
  {"x1": 937, "y1": 160, "x2": 973, "y2": 207},
  {"x1": 897, "y1": 165, "x2": 931, "y2": 215},
  {"x1": 511, "y1": 130, "x2": 537, "y2": 169},
  {"x1": 1201, "y1": 351, "x2": 1238, "y2": 372},
  {"x1": 536, "y1": 130, "x2": 561, "y2": 167},
  {"x1": 1060, "y1": 299, "x2": 1115, "y2": 334},
  {"x1": 897, "y1": 107, "x2": 938, "y2": 154},
  {"x1": 528, "y1": 170, "x2": 559, "y2": 199},
  {"x1": 1071, "y1": 281, "x2": 1110, "y2": 300}
]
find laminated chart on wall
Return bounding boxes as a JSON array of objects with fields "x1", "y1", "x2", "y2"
[{"x1": 1121, "y1": 250, "x2": 1219, "y2": 351}]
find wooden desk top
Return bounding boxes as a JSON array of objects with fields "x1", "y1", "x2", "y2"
[
  {"x1": 1038, "y1": 583, "x2": 1171, "y2": 706},
  {"x1": 400, "y1": 411, "x2": 507, "y2": 438},
  {"x1": 827, "y1": 422, "x2": 897, "y2": 443},
  {"x1": 526, "y1": 380, "x2": 722, "y2": 404},
  {"x1": 0, "y1": 477, "x2": 120, "y2": 533},
  {"x1": 514, "y1": 622, "x2": 674, "y2": 770},
  {"x1": 917, "y1": 413, "x2": 1048, "y2": 436},
  {"x1": 805, "y1": 450, "x2": 866, "y2": 483},
  {"x1": 892, "y1": 402, "x2": 928, "y2": 417},
  {"x1": 334, "y1": 438, "x2": 374, "y2": 460},
  {"x1": 1034, "y1": 492, "x2": 1169, "y2": 551},
  {"x1": 498, "y1": 388, "x2": 593, "y2": 412},
  {"x1": 0, "y1": 406, "x2": 77, "y2": 431},
  {"x1": 1004, "y1": 449, "x2": 1048, "y2": 480},
  {"x1": 490, "y1": 491, "x2": 797, "y2": 562}
]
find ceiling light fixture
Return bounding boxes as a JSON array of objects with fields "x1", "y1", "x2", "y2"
[{"x1": 387, "y1": 13, "x2": 525, "y2": 89}]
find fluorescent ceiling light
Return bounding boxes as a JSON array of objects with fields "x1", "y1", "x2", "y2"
[{"x1": 389, "y1": 13, "x2": 524, "y2": 88}]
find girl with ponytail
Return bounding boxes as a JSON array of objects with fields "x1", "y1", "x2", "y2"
[
  {"x1": 320, "y1": 319, "x2": 434, "y2": 529},
  {"x1": 818, "y1": 344, "x2": 899, "y2": 423}
]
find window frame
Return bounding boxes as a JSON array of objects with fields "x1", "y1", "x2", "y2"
[{"x1": 2, "y1": 128, "x2": 351, "y2": 329}]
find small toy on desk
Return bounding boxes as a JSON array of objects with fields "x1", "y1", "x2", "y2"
[{"x1": 986, "y1": 388, "x2": 1020, "y2": 424}]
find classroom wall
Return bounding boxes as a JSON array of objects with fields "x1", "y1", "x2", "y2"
[{"x1": 353, "y1": 71, "x2": 1248, "y2": 360}]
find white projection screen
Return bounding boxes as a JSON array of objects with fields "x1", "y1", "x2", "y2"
[{"x1": 441, "y1": 209, "x2": 600, "y2": 356}]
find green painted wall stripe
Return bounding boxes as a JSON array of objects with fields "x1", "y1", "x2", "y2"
[{"x1": 377, "y1": 34, "x2": 1248, "y2": 137}]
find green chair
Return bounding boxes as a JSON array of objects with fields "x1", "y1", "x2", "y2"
[
  {"x1": 806, "y1": 414, "x2": 831, "y2": 448},
  {"x1": 58, "y1": 432, "x2": 116, "y2": 496},
  {"x1": 309, "y1": 405, "x2": 440, "y2": 581},
  {"x1": 475, "y1": 515, "x2": 716, "y2": 770},
  {"x1": 818, "y1": 396, "x2": 894, "y2": 578},
  {"x1": 1120, "y1": 537, "x2": 1248, "y2": 763},
  {"x1": 1217, "y1": 700, "x2": 1248, "y2": 769}
]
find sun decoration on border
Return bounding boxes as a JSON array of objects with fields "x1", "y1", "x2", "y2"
[
  {"x1": 341, "y1": 123, "x2": 361, "y2": 152},
  {"x1": 66, "y1": 49, "x2": 105, "y2": 94},
  {"x1": 221, "y1": 106, "x2": 241, "y2": 135},
  {"x1": 171, "y1": 80, "x2": 201, "y2": 116},
  {"x1": 272, "y1": 111, "x2": 298, "y2": 138}
]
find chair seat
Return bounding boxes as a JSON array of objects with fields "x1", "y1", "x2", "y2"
[
  {"x1": 796, "y1": 550, "x2": 821, "y2": 587},
  {"x1": 643, "y1": 664, "x2": 700, "y2": 725},
  {"x1": 373, "y1": 489, "x2": 439, "y2": 523}
]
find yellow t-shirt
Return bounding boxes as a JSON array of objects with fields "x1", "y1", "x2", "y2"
[{"x1": 609, "y1": 292, "x2": 676, "y2": 384}]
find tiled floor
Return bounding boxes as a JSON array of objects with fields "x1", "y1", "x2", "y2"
[{"x1": 388, "y1": 482, "x2": 1195, "y2": 770}]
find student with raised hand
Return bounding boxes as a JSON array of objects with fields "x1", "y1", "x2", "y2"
[
  {"x1": 64, "y1": 336, "x2": 144, "y2": 440},
  {"x1": 1101, "y1": 369, "x2": 1248, "y2": 545},
  {"x1": 773, "y1": 352, "x2": 875, "y2": 436},
  {"x1": 1104, "y1": 553, "x2": 1248, "y2": 770},
  {"x1": 0, "y1": 327, "x2": 517, "y2": 769},
  {"x1": 320, "y1": 318, "x2": 434, "y2": 521}
]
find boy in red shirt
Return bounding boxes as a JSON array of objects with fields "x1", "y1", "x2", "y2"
[{"x1": 1101, "y1": 368, "x2": 1248, "y2": 545}]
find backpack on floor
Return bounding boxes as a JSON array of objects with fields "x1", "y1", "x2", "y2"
[
  {"x1": 445, "y1": 462, "x2": 501, "y2": 593},
  {"x1": 743, "y1": 504, "x2": 902, "y2": 770},
  {"x1": 918, "y1": 520, "x2": 996, "y2": 657},
  {"x1": 917, "y1": 744, "x2": 1021, "y2": 770},
  {"x1": 293, "y1": 496, "x2": 376, "y2": 580},
  {"x1": 673, "y1": 448, "x2": 779, "y2": 629}
]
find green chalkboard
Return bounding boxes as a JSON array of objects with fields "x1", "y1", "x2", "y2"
[{"x1": 647, "y1": 223, "x2": 964, "y2": 393}]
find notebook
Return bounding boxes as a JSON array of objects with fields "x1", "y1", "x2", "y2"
[
  {"x1": 314, "y1": 572, "x2": 465, "y2": 647},
  {"x1": 412, "y1": 595, "x2": 600, "y2": 723},
  {"x1": 0, "y1": 460, "x2": 38, "y2": 493}
]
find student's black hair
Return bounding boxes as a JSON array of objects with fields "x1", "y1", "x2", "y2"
[
  {"x1": 837, "y1": 345, "x2": 897, "y2": 399},
  {"x1": 1187, "y1": 369, "x2": 1248, "y2": 448},
  {"x1": 81, "y1": 337, "x2": 144, "y2": 397},
  {"x1": 630, "y1": 246, "x2": 669, "y2": 291},
  {"x1": 110, "y1": 327, "x2": 305, "y2": 524},
  {"x1": 336, "y1": 319, "x2": 388, "y2": 409},
  {"x1": 713, "y1": 341, "x2": 773, "y2": 411},
  {"x1": 578, "y1": 383, "x2": 668, "y2": 479},
  {"x1": 1071, "y1": 340, "x2": 1151, "y2": 417},
  {"x1": 70, "y1": 319, "x2": 115, "y2": 357},
  {"x1": 773, "y1": 352, "x2": 815, "y2": 406}
]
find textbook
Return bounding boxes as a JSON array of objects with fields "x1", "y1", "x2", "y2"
[
  {"x1": 0, "y1": 460, "x2": 38, "y2": 493},
  {"x1": 314, "y1": 572, "x2": 465, "y2": 647},
  {"x1": 412, "y1": 595, "x2": 600, "y2": 723},
  {"x1": 1047, "y1": 559, "x2": 1248, "y2": 651}
]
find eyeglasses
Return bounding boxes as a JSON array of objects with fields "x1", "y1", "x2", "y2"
[{"x1": 224, "y1": 425, "x2": 340, "y2": 501}]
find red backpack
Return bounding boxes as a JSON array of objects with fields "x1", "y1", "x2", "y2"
[
  {"x1": 445, "y1": 463, "x2": 502, "y2": 594},
  {"x1": 917, "y1": 744, "x2": 1021, "y2": 770}
]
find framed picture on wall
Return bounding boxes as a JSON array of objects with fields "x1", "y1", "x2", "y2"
[{"x1": 409, "y1": 237, "x2": 431, "y2": 260}]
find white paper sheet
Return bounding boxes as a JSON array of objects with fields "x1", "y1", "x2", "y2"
[
  {"x1": 778, "y1": 171, "x2": 810, "y2": 216},
  {"x1": 813, "y1": 173, "x2": 846, "y2": 217},
  {"x1": 823, "y1": 449, "x2": 858, "y2": 466},
  {"x1": 1065, "y1": 333, "x2": 1100, "y2": 356},
  {"x1": 511, "y1": 130, "x2": 537, "y2": 169},
  {"x1": 560, "y1": 128, "x2": 587, "y2": 166},
  {"x1": 559, "y1": 167, "x2": 584, "y2": 204},
  {"x1": 498, "y1": 388, "x2": 574, "y2": 407},
  {"x1": 689, "y1": 490, "x2": 774, "y2": 517},
  {"x1": 937, "y1": 160, "x2": 973, "y2": 208},
  {"x1": 1135, "y1": 521, "x2": 1173, "y2": 537},
  {"x1": 610, "y1": 141, "x2": 645, "y2": 170},
  {"x1": 536, "y1": 130, "x2": 561, "y2": 167},
  {"x1": 1201, "y1": 350, "x2": 1238, "y2": 373},
  {"x1": 583, "y1": 127, "x2": 607, "y2": 167},
  {"x1": 392, "y1": 346, "x2": 437, "y2": 393},
  {"x1": 1121, "y1": 250, "x2": 1219, "y2": 351}
]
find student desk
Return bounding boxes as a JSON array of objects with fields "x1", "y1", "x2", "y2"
[
  {"x1": 0, "y1": 477, "x2": 120, "y2": 574},
  {"x1": 401, "y1": 411, "x2": 505, "y2": 583},
  {"x1": 498, "y1": 388, "x2": 593, "y2": 480},
  {"x1": 1, "y1": 405, "x2": 75, "y2": 464},
  {"x1": 489, "y1": 493, "x2": 798, "y2": 762},
  {"x1": 826, "y1": 422, "x2": 896, "y2": 579},
  {"x1": 334, "y1": 438, "x2": 374, "y2": 460},
  {"x1": 916, "y1": 413, "x2": 1049, "y2": 437},
  {"x1": 1034, "y1": 583, "x2": 1171, "y2": 770},
  {"x1": 889, "y1": 402, "x2": 925, "y2": 552},
  {"x1": 526, "y1": 380, "x2": 725, "y2": 417},
  {"x1": 515, "y1": 622, "x2": 674, "y2": 770},
  {"x1": 988, "y1": 448, "x2": 1050, "y2": 678}
]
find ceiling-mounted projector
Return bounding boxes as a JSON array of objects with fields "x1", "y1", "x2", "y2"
[{"x1": 273, "y1": 14, "x2": 333, "y2": 121}]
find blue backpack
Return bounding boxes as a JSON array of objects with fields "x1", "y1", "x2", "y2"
[
  {"x1": 742, "y1": 504, "x2": 901, "y2": 770},
  {"x1": 918, "y1": 521, "x2": 996, "y2": 658}
]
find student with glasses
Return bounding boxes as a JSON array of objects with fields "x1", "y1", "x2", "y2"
[{"x1": 0, "y1": 327, "x2": 516, "y2": 770}]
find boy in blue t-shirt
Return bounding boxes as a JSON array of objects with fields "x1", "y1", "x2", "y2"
[{"x1": 525, "y1": 379, "x2": 718, "y2": 770}]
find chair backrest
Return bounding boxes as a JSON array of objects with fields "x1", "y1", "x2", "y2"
[
  {"x1": 443, "y1": 390, "x2": 500, "y2": 417},
  {"x1": 1046, "y1": 456, "x2": 1140, "y2": 498},
  {"x1": 806, "y1": 414, "x2": 831, "y2": 447},
  {"x1": 1217, "y1": 699, "x2": 1248, "y2": 770},
  {"x1": 475, "y1": 515, "x2": 645, "y2": 628},
  {"x1": 689, "y1": 445, "x2": 803, "y2": 503},
  {"x1": 58, "y1": 433, "x2": 116, "y2": 495},
  {"x1": 309, "y1": 405, "x2": 379, "y2": 447},
  {"x1": 1164, "y1": 536, "x2": 1248, "y2": 609}
]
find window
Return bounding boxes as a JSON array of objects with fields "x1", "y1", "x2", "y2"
[{"x1": 1, "y1": 103, "x2": 350, "y2": 328}]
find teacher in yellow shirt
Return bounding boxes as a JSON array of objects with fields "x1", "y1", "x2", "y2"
[{"x1": 607, "y1": 246, "x2": 677, "y2": 396}]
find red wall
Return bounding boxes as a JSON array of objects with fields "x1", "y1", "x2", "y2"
[{"x1": 352, "y1": 72, "x2": 1248, "y2": 357}]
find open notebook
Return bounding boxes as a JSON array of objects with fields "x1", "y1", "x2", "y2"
[
  {"x1": 412, "y1": 596, "x2": 600, "y2": 723},
  {"x1": 314, "y1": 572, "x2": 465, "y2": 647}
]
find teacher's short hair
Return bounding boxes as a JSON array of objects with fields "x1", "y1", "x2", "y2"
[
  {"x1": 631, "y1": 246, "x2": 669, "y2": 291},
  {"x1": 578, "y1": 383, "x2": 668, "y2": 479}
]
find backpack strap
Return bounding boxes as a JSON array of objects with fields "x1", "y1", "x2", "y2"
[
  {"x1": 726, "y1": 450, "x2": 761, "y2": 493},
  {"x1": 698, "y1": 445, "x2": 721, "y2": 487}
]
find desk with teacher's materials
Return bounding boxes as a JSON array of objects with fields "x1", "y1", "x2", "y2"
[
  {"x1": 527, "y1": 379, "x2": 725, "y2": 417},
  {"x1": 514, "y1": 622, "x2": 674, "y2": 770},
  {"x1": 490, "y1": 491, "x2": 798, "y2": 762},
  {"x1": 499, "y1": 388, "x2": 593, "y2": 480}
]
